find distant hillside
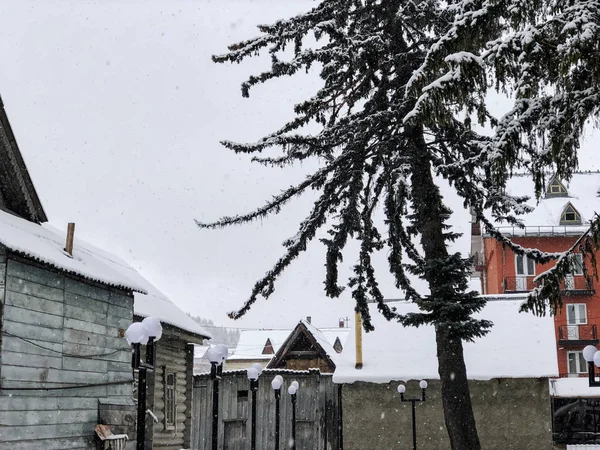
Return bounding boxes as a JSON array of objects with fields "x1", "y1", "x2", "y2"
[{"x1": 189, "y1": 315, "x2": 240, "y2": 347}]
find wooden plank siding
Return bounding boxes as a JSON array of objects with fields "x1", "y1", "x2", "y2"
[
  {"x1": 191, "y1": 369, "x2": 341, "y2": 450},
  {"x1": 0, "y1": 251, "x2": 135, "y2": 449},
  {"x1": 146, "y1": 327, "x2": 202, "y2": 450}
]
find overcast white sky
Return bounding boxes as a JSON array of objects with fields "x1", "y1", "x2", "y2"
[{"x1": 1, "y1": 1, "x2": 598, "y2": 330}]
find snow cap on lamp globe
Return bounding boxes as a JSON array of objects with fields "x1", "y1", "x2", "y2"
[
  {"x1": 125, "y1": 322, "x2": 149, "y2": 345},
  {"x1": 141, "y1": 317, "x2": 162, "y2": 341},
  {"x1": 251, "y1": 362, "x2": 263, "y2": 375}
]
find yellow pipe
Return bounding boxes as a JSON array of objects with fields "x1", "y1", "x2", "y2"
[{"x1": 355, "y1": 312, "x2": 363, "y2": 369}]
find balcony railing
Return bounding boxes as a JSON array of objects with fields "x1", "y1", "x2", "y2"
[
  {"x1": 503, "y1": 276, "x2": 594, "y2": 294},
  {"x1": 558, "y1": 324, "x2": 599, "y2": 346}
]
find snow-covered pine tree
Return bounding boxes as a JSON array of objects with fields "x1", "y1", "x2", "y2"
[
  {"x1": 198, "y1": 1, "x2": 553, "y2": 448},
  {"x1": 405, "y1": 0, "x2": 600, "y2": 316}
]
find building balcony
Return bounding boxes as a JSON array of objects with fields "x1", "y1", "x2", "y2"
[
  {"x1": 503, "y1": 276, "x2": 594, "y2": 295},
  {"x1": 558, "y1": 324, "x2": 599, "y2": 346}
]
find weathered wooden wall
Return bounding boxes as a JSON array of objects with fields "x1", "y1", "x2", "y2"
[
  {"x1": 147, "y1": 328, "x2": 200, "y2": 450},
  {"x1": 191, "y1": 369, "x2": 340, "y2": 450},
  {"x1": 0, "y1": 250, "x2": 135, "y2": 450}
]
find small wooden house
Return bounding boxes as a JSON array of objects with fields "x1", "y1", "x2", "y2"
[
  {"x1": 0, "y1": 96, "x2": 144, "y2": 448},
  {"x1": 267, "y1": 320, "x2": 346, "y2": 373},
  {"x1": 0, "y1": 95, "x2": 211, "y2": 450}
]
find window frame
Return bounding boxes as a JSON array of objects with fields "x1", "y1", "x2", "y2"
[
  {"x1": 567, "y1": 351, "x2": 587, "y2": 375},
  {"x1": 566, "y1": 303, "x2": 587, "y2": 325},
  {"x1": 515, "y1": 254, "x2": 535, "y2": 276},
  {"x1": 164, "y1": 367, "x2": 177, "y2": 431}
]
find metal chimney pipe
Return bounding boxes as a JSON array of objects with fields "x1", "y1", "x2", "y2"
[{"x1": 65, "y1": 223, "x2": 75, "y2": 256}]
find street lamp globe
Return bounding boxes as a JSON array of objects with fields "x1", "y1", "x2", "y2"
[
  {"x1": 419, "y1": 380, "x2": 428, "y2": 389},
  {"x1": 125, "y1": 322, "x2": 149, "y2": 345},
  {"x1": 583, "y1": 345, "x2": 597, "y2": 363},
  {"x1": 141, "y1": 317, "x2": 163, "y2": 341},
  {"x1": 397, "y1": 384, "x2": 406, "y2": 394},
  {"x1": 291, "y1": 380, "x2": 299, "y2": 390},
  {"x1": 288, "y1": 385, "x2": 297, "y2": 395},
  {"x1": 272, "y1": 377, "x2": 283, "y2": 390},
  {"x1": 274, "y1": 374, "x2": 283, "y2": 383},
  {"x1": 247, "y1": 367, "x2": 259, "y2": 381},
  {"x1": 206, "y1": 347, "x2": 222, "y2": 364},
  {"x1": 251, "y1": 363, "x2": 263, "y2": 376},
  {"x1": 594, "y1": 351, "x2": 600, "y2": 368},
  {"x1": 215, "y1": 344, "x2": 228, "y2": 362}
]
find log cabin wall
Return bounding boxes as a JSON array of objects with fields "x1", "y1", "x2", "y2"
[
  {"x1": 146, "y1": 325, "x2": 201, "y2": 450},
  {"x1": 0, "y1": 249, "x2": 135, "y2": 450}
]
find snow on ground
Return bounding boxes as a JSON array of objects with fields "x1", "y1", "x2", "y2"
[{"x1": 333, "y1": 297, "x2": 558, "y2": 383}]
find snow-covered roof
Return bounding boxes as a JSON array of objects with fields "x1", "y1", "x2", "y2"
[
  {"x1": 333, "y1": 297, "x2": 558, "y2": 383},
  {"x1": 0, "y1": 210, "x2": 210, "y2": 337},
  {"x1": 489, "y1": 172, "x2": 600, "y2": 235},
  {"x1": 229, "y1": 329, "x2": 292, "y2": 361},
  {"x1": 320, "y1": 328, "x2": 351, "y2": 350},
  {"x1": 0, "y1": 209, "x2": 147, "y2": 292},
  {"x1": 301, "y1": 320, "x2": 341, "y2": 365},
  {"x1": 550, "y1": 378, "x2": 600, "y2": 398}
]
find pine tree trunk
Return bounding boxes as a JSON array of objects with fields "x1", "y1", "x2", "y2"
[{"x1": 408, "y1": 126, "x2": 482, "y2": 450}]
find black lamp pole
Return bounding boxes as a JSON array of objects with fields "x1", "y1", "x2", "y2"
[
  {"x1": 274, "y1": 387, "x2": 281, "y2": 450},
  {"x1": 250, "y1": 378, "x2": 258, "y2": 450},
  {"x1": 399, "y1": 383, "x2": 427, "y2": 450},
  {"x1": 132, "y1": 337, "x2": 157, "y2": 450},
  {"x1": 210, "y1": 362, "x2": 220, "y2": 450},
  {"x1": 588, "y1": 361, "x2": 600, "y2": 387},
  {"x1": 290, "y1": 391, "x2": 297, "y2": 450}
]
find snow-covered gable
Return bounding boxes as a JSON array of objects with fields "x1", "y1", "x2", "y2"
[
  {"x1": 0, "y1": 209, "x2": 147, "y2": 292},
  {"x1": 333, "y1": 297, "x2": 558, "y2": 383},
  {"x1": 301, "y1": 321, "x2": 344, "y2": 365},
  {"x1": 321, "y1": 328, "x2": 351, "y2": 352},
  {"x1": 490, "y1": 172, "x2": 600, "y2": 235},
  {"x1": 42, "y1": 222, "x2": 211, "y2": 338},
  {"x1": 229, "y1": 329, "x2": 292, "y2": 361}
]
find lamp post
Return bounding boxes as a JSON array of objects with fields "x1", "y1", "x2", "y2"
[
  {"x1": 206, "y1": 344, "x2": 228, "y2": 450},
  {"x1": 397, "y1": 380, "x2": 428, "y2": 450},
  {"x1": 288, "y1": 380, "x2": 299, "y2": 450},
  {"x1": 247, "y1": 363, "x2": 262, "y2": 450},
  {"x1": 125, "y1": 317, "x2": 163, "y2": 450},
  {"x1": 583, "y1": 345, "x2": 600, "y2": 387},
  {"x1": 271, "y1": 375, "x2": 283, "y2": 450}
]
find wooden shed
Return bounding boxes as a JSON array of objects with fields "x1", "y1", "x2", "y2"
[
  {"x1": 0, "y1": 96, "x2": 145, "y2": 448},
  {"x1": 0, "y1": 95, "x2": 211, "y2": 450},
  {"x1": 266, "y1": 320, "x2": 344, "y2": 374}
]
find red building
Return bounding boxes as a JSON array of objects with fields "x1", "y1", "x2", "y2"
[{"x1": 471, "y1": 172, "x2": 600, "y2": 377}]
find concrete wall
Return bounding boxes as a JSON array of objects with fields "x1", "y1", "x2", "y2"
[{"x1": 341, "y1": 378, "x2": 555, "y2": 450}]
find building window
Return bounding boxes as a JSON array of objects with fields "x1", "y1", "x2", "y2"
[
  {"x1": 572, "y1": 254, "x2": 584, "y2": 275},
  {"x1": 515, "y1": 255, "x2": 535, "y2": 276},
  {"x1": 262, "y1": 338, "x2": 274, "y2": 355},
  {"x1": 567, "y1": 351, "x2": 587, "y2": 375},
  {"x1": 560, "y1": 203, "x2": 582, "y2": 225},
  {"x1": 546, "y1": 178, "x2": 568, "y2": 197},
  {"x1": 567, "y1": 304, "x2": 587, "y2": 325},
  {"x1": 164, "y1": 370, "x2": 176, "y2": 430}
]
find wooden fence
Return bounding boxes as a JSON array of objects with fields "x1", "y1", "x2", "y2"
[{"x1": 191, "y1": 368, "x2": 341, "y2": 450}]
